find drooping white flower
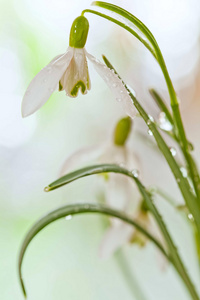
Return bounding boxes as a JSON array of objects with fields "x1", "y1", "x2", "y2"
[
  {"x1": 22, "y1": 16, "x2": 136, "y2": 118},
  {"x1": 59, "y1": 117, "x2": 141, "y2": 258},
  {"x1": 59, "y1": 117, "x2": 166, "y2": 263}
]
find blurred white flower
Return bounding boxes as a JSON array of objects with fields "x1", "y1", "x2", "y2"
[
  {"x1": 59, "y1": 117, "x2": 166, "y2": 263},
  {"x1": 22, "y1": 16, "x2": 136, "y2": 118},
  {"x1": 60, "y1": 117, "x2": 141, "y2": 258}
]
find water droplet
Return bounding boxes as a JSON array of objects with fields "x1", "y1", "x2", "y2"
[
  {"x1": 131, "y1": 169, "x2": 139, "y2": 178},
  {"x1": 169, "y1": 147, "x2": 176, "y2": 156},
  {"x1": 146, "y1": 120, "x2": 150, "y2": 126},
  {"x1": 116, "y1": 98, "x2": 122, "y2": 102},
  {"x1": 158, "y1": 112, "x2": 173, "y2": 131},
  {"x1": 180, "y1": 167, "x2": 187, "y2": 178},
  {"x1": 148, "y1": 115, "x2": 154, "y2": 122},
  {"x1": 119, "y1": 162, "x2": 125, "y2": 168},
  {"x1": 147, "y1": 129, "x2": 153, "y2": 136},
  {"x1": 120, "y1": 90, "x2": 124, "y2": 94},
  {"x1": 177, "y1": 178, "x2": 181, "y2": 183},
  {"x1": 65, "y1": 215, "x2": 72, "y2": 221},
  {"x1": 187, "y1": 213, "x2": 194, "y2": 221},
  {"x1": 112, "y1": 83, "x2": 117, "y2": 87},
  {"x1": 44, "y1": 186, "x2": 50, "y2": 192},
  {"x1": 127, "y1": 85, "x2": 136, "y2": 97},
  {"x1": 43, "y1": 79, "x2": 47, "y2": 83}
]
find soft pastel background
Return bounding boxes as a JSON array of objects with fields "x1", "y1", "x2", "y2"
[{"x1": 1, "y1": 0, "x2": 200, "y2": 299}]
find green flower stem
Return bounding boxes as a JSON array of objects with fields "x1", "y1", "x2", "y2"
[
  {"x1": 102, "y1": 55, "x2": 200, "y2": 241},
  {"x1": 87, "y1": 1, "x2": 200, "y2": 209},
  {"x1": 149, "y1": 89, "x2": 174, "y2": 127},
  {"x1": 45, "y1": 164, "x2": 199, "y2": 300},
  {"x1": 81, "y1": 9, "x2": 157, "y2": 59},
  {"x1": 149, "y1": 90, "x2": 200, "y2": 200},
  {"x1": 18, "y1": 202, "x2": 167, "y2": 298},
  {"x1": 153, "y1": 55, "x2": 200, "y2": 203}
]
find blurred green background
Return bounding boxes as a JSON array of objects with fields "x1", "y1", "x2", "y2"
[{"x1": 1, "y1": 0, "x2": 200, "y2": 299}]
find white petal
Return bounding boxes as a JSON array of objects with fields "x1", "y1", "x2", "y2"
[
  {"x1": 59, "y1": 143, "x2": 107, "y2": 176},
  {"x1": 60, "y1": 48, "x2": 90, "y2": 97},
  {"x1": 86, "y1": 52, "x2": 137, "y2": 118},
  {"x1": 100, "y1": 145, "x2": 140, "y2": 212},
  {"x1": 99, "y1": 223, "x2": 133, "y2": 259},
  {"x1": 105, "y1": 173, "x2": 131, "y2": 212},
  {"x1": 22, "y1": 48, "x2": 74, "y2": 117}
]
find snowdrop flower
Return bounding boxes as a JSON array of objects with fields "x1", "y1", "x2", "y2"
[
  {"x1": 22, "y1": 16, "x2": 136, "y2": 118},
  {"x1": 59, "y1": 117, "x2": 142, "y2": 258},
  {"x1": 59, "y1": 117, "x2": 166, "y2": 262}
]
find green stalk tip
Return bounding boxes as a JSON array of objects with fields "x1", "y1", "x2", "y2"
[{"x1": 44, "y1": 186, "x2": 50, "y2": 192}]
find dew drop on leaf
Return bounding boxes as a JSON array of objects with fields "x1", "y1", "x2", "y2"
[
  {"x1": 65, "y1": 215, "x2": 72, "y2": 221},
  {"x1": 187, "y1": 213, "x2": 194, "y2": 221},
  {"x1": 180, "y1": 167, "x2": 188, "y2": 178},
  {"x1": 169, "y1": 147, "x2": 176, "y2": 156},
  {"x1": 147, "y1": 129, "x2": 153, "y2": 136},
  {"x1": 158, "y1": 112, "x2": 173, "y2": 131},
  {"x1": 131, "y1": 169, "x2": 139, "y2": 178},
  {"x1": 148, "y1": 115, "x2": 154, "y2": 123}
]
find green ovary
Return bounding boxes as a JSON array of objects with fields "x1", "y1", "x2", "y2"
[
  {"x1": 114, "y1": 117, "x2": 132, "y2": 146},
  {"x1": 69, "y1": 16, "x2": 89, "y2": 48}
]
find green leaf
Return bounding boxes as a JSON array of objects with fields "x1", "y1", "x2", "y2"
[
  {"x1": 18, "y1": 203, "x2": 167, "y2": 297},
  {"x1": 87, "y1": 2, "x2": 200, "y2": 208},
  {"x1": 102, "y1": 55, "x2": 200, "y2": 239},
  {"x1": 45, "y1": 163, "x2": 199, "y2": 299}
]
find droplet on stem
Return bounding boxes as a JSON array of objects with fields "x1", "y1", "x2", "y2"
[
  {"x1": 180, "y1": 167, "x2": 188, "y2": 178},
  {"x1": 131, "y1": 169, "x2": 139, "y2": 178},
  {"x1": 147, "y1": 129, "x2": 153, "y2": 136},
  {"x1": 158, "y1": 112, "x2": 173, "y2": 131},
  {"x1": 65, "y1": 215, "x2": 72, "y2": 221},
  {"x1": 169, "y1": 147, "x2": 176, "y2": 156}
]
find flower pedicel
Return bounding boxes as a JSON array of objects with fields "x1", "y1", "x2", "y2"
[{"x1": 22, "y1": 16, "x2": 136, "y2": 118}]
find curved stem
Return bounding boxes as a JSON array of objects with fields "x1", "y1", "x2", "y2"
[
  {"x1": 87, "y1": 1, "x2": 200, "y2": 209},
  {"x1": 18, "y1": 203, "x2": 167, "y2": 297},
  {"x1": 82, "y1": 9, "x2": 156, "y2": 59},
  {"x1": 46, "y1": 164, "x2": 200, "y2": 300}
]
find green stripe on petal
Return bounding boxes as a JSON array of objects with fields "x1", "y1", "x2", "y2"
[
  {"x1": 70, "y1": 81, "x2": 86, "y2": 97},
  {"x1": 59, "y1": 81, "x2": 63, "y2": 91}
]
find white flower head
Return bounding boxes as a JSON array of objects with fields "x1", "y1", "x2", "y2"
[
  {"x1": 59, "y1": 117, "x2": 141, "y2": 258},
  {"x1": 22, "y1": 16, "x2": 136, "y2": 118}
]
